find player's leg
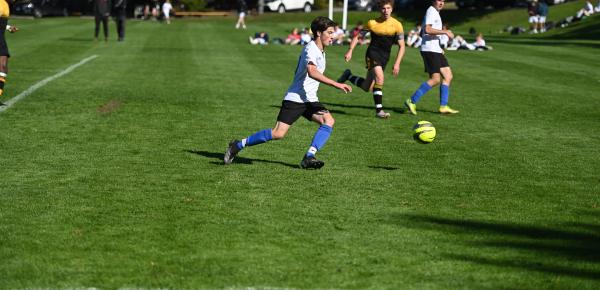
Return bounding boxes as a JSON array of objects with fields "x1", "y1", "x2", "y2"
[
  {"x1": 301, "y1": 105, "x2": 333, "y2": 169},
  {"x1": 342, "y1": 69, "x2": 373, "y2": 93},
  {"x1": 224, "y1": 123, "x2": 286, "y2": 165},
  {"x1": 224, "y1": 101, "x2": 301, "y2": 164},
  {"x1": 340, "y1": 54, "x2": 375, "y2": 93},
  {"x1": 439, "y1": 66, "x2": 458, "y2": 114},
  {"x1": 405, "y1": 52, "x2": 442, "y2": 115},
  {"x1": 371, "y1": 66, "x2": 389, "y2": 118}
]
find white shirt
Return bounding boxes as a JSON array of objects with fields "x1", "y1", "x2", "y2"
[
  {"x1": 162, "y1": 2, "x2": 173, "y2": 14},
  {"x1": 284, "y1": 41, "x2": 325, "y2": 103},
  {"x1": 420, "y1": 6, "x2": 443, "y2": 53}
]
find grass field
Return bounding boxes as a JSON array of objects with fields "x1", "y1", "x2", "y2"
[{"x1": 0, "y1": 3, "x2": 599, "y2": 289}]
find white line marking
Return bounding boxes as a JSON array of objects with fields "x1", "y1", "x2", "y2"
[{"x1": 0, "y1": 54, "x2": 98, "y2": 113}]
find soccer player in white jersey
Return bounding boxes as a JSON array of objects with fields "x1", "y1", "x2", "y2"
[
  {"x1": 404, "y1": 0, "x2": 459, "y2": 115},
  {"x1": 224, "y1": 16, "x2": 352, "y2": 169}
]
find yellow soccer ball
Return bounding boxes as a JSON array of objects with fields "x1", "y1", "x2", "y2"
[{"x1": 413, "y1": 121, "x2": 436, "y2": 143}]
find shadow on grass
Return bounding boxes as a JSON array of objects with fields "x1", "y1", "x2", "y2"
[
  {"x1": 269, "y1": 105, "x2": 349, "y2": 116},
  {"x1": 322, "y1": 102, "x2": 440, "y2": 115},
  {"x1": 368, "y1": 165, "x2": 401, "y2": 170},
  {"x1": 390, "y1": 213, "x2": 600, "y2": 280},
  {"x1": 185, "y1": 150, "x2": 299, "y2": 169},
  {"x1": 59, "y1": 37, "x2": 95, "y2": 42}
]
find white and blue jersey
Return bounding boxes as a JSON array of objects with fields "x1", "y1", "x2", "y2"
[
  {"x1": 420, "y1": 6, "x2": 443, "y2": 54},
  {"x1": 284, "y1": 40, "x2": 326, "y2": 103}
]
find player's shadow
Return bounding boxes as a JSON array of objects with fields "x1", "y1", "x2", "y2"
[
  {"x1": 368, "y1": 165, "x2": 400, "y2": 171},
  {"x1": 59, "y1": 37, "x2": 96, "y2": 42},
  {"x1": 185, "y1": 150, "x2": 299, "y2": 169},
  {"x1": 323, "y1": 102, "x2": 440, "y2": 115},
  {"x1": 268, "y1": 105, "x2": 348, "y2": 115},
  {"x1": 388, "y1": 213, "x2": 600, "y2": 280}
]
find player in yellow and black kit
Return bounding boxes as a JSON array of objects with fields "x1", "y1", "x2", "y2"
[
  {"x1": 0, "y1": 0, "x2": 18, "y2": 105},
  {"x1": 338, "y1": 0, "x2": 405, "y2": 118}
]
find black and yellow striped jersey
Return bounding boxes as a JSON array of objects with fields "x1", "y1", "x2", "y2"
[
  {"x1": 365, "y1": 17, "x2": 404, "y2": 54},
  {"x1": 0, "y1": 0, "x2": 9, "y2": 18}
]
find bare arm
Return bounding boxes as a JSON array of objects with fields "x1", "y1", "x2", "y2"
[
  {"x1": 425, "y1": 24, "x2": 454, "y2": 39},
  {"x1": 344, "y1": 34, "x2": 360, "y2": 62},
  {"x1": 307, "y1": 63, "x2": 352, "y2": 93},
  {"x1": 392, "y1": 37, "x2": 405, "y2": 77}
]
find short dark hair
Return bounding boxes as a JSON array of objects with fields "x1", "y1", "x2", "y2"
[
  {"x1": 378, "y1": 0, "x2": 393, "y2": 9},
  {"x1": 310, "y1": 16, "x2": 337, "y2": 36}
]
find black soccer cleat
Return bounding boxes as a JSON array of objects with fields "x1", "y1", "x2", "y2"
[
  {"x1": 300, "y1": 155, "x2": 325, "y2": 169},
  {"x1": 223, "y1": 139, "x2": 241, "y2": 164}
]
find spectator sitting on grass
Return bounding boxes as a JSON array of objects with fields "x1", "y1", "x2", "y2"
[
  {"x1": 249, "y1": 32, "x2": 269, "y2": 45},
  {"x1": 406, "y1": 24, "x2": 422, "y2": 48},
  {"x1": 576, "y1": 1, "x2": 595, "y2": 18},
  {"x1": 473, "y1": 33, "x2": 493, "y2": 50},
  {"x1": 447, "y1": 33, "x2": 492, "y2": 51},
  {"x1": 285, "y1": 28, "x2": 301, "y2": 45},
  {"x1": 332, "y1": 24, "x2": 345, "y2": 45},
  {"x1": 350, "y1": 21, "x2": 370, "y2": 45},
  {"x1": 300, "y1": 27, "x2": 312, "y2": 45}
]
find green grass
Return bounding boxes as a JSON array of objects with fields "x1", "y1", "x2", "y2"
[{"x1": 0, "y1": 9, "x2": 599, "y2": 289}]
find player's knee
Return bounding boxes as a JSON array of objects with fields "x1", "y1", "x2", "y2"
[
  {"x1": 429, "y1": 76, "x2": 441, "y2": 86},
  {"x1": 271, "y1": 129, "x2": 286, "y2": 140},
  {"x1": 324, "y1": 116, "x2": 335, "y2": 127}
]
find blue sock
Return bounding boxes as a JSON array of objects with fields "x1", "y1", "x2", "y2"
[
  {"x1": 440, "y1": 84, "x2": 450, "y2": 106},
  {"x1": 238, "y1": 129, "x2": 272, "y2": 150},
  {"x1": 306, "y1": 125, "x2": 333, "y2": 157},
  {"x1": 410, "y1": 82, "x2": 432, "y2": 104}
]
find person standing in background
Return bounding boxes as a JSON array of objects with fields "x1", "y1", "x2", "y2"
[
  {"x1": 527, "y1": 0, "x2": 539, "y2": 33},
  {"x1": 235, "y1": 0, "x2": 248, "y2": 29},
  {"x1": 162, "y1": 0, "x2": 173, "y2": 24},
  {"x1": 113, "y1": 0, "x2": 126, "y2": 41},
  {"x1": 94, "y1": 0, "x2": 111, "y2": 42},
  {"x1": 537, "y1": 0, "x2": 549, "y2": 33}
]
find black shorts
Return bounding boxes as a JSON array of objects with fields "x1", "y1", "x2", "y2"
[
  {"x1": 276, "y1": 100, "x2": 328, "y2": 125},
  {"x1": 365, "y1": 48, "x2": 390, "y2": 71},
  {"x1": 0, "y1": 18, "x2": 8, "y2": 57},
  {"x1": 420, "y1": 51, "x2": 449, "y2": 74}
]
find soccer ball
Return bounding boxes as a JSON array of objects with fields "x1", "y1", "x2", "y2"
[{"x1": 413, "y1": 121, "x2": 436, "y2": 143}]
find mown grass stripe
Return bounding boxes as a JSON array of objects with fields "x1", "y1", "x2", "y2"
[{"x1": 0, "y1": 54, "x2": 98, "y2": 113}]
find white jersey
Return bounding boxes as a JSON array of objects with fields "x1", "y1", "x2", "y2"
[
  {"x1": 284, "y1": 41, "x2": 326, "y2": 103},
  {"x1": 420, "y1": 6, "x2": 443, "y2": 53},
  {"x1": 162, "y1": 2, "x2": 173, "y2": 16}
]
